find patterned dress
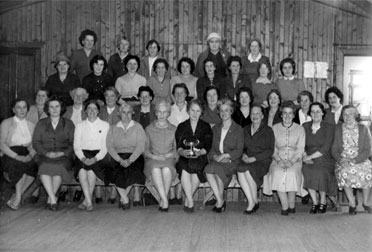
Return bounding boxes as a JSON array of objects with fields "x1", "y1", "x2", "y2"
[{"x1": 335, "y1": 124, "x2": 372, "y2": 189}]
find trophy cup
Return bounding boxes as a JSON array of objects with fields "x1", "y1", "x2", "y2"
[{"x1": 183, "y1": 139, "x2": 200, "y2": 158}]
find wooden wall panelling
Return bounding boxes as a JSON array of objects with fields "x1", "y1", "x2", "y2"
[{"x1": 263, "y1": 0, "x2": 270, "y2": 58}]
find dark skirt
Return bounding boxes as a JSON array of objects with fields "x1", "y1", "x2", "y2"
[
  {"x1": 1, "y1": 146, "x2": 37, "y2": 186},
  {"x1": 237, "y1": 159, "x2": 271, "y2": 188},
  {"x1": 109, "y1": 153, "x2": 145, "y2": 189},
  {"x1": 74, "y1": 150, "x2": 110, "y2": 185},
  {"x1": 176, "y1": 156, "x2": 207, "y2": 183},
  {"x1": 36, "y1": 154, "x2": 72, "y2": 183},
  {"x1": 204, "y1": 160, "x2": 238, "y2": 188}
]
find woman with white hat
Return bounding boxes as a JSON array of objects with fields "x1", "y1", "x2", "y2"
[{"x1": 194, "y1": 32, "x2": 231, "y2": 78}]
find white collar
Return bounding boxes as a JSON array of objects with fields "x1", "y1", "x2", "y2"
[
  {"x1": 117, "y1": 120, "x2": 135, "y2": 131},
  {"x1": 331, "y1": 105, "x2": 343, "y2": 113},
  {"x1": 248, "y1": 53, "x2": 262, "y2": 62},
  {"x1": 73, "y1": 106, "x2": 83, "y2": 111},
  {"x1": 283, "y1": 76, "x2": 295, "y2": 80}
]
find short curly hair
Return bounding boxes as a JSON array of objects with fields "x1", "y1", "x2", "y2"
[
  {"x1": 325, "y1": 86, "x2": 344, "y2": 105},
  {"x1": 89, "y1": 55, "x2": 108, "y2": 71},
  {"x1": 78, "y1": 29, "x2": 98, "y2": 47},
  {"x1": 177, "y1": 57, "x2": 195, "y2": 74}
]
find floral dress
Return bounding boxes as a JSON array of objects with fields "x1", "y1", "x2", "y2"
[{"x1": 336, "y1": 124, "x2": 372, "y2": 188}]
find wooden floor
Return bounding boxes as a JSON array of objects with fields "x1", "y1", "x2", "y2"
[{"x1": 0, "y1": 200, "x2": 371, "y2": 252}]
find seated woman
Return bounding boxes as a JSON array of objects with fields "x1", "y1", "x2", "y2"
[
  {"x1": 232, "y1": 87, "x2": 254, "y2": 128},
  {"x1": 237, "y1": 106, "x2": 274, "y2": 214},
  {"x1": 106, "y1": 103, "x2": 146, "y2": 210},
  {"x1": 170, "y1": 57, "x2": 198, "y2": 100},
  {"x1": 201, "y1": 86, "x2": 221, "y2": 128},
  {"x1": 115, "y1": 55, "x2": 147, "y2": 104},
  {"x1": 32, "y1": 96, "x2": 75, "y2": 211},
  {"x1": 302, "y1": 102, "x2": 335, "y2": 214},
  {"x1": 99, "y1": 86, "x2": 121, "y2": 126},
  {"x1": 1, "y1": 99, "x2": 37, "y2": 210},
  {"x1": 332, "y1": 105, "x2": 372, "y2": 215},
  {"x1": 147, "y1": 58, "x2": 172, "y2": 105},
  {"x1": 265, "y1": 101, "x2": 305, "y2": 216},
  {"x1": 263, "y1": 89, "x2": 282, "y2": 127},
  {"x1": 133, "y1": 86, "x2": 156, "y2": 130},
  {"x1": 82, "y1": 55, "x2": 114, "y2": 106},
  {"x1": 293, "y1": 91, "x2": 313, "y2": 126},
  {"x1": 73, "y1": 100, "x2": 110, "y2": 211},
  {"x1": 175, "y1": 100, "x2": 213, "y2": 213},
  {"x1": 205, "y1": 98, "x2": 244, "y2": 213},
  {"x1": 144, "y1": 100, "x2": 179, "y2": 211}
]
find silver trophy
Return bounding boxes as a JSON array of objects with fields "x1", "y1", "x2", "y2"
[{"x1": 183, "y1": 139, "x2": 200, "y2": 158}]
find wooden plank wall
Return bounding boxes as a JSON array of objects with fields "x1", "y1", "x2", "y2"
[{"x1": 0, "y1": 0, "x2": 371, "y2": 103}]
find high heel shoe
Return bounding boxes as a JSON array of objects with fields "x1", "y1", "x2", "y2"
[
  {"x1": 108, "y1": 198, "x2": 116, "y2": 204},
  {"x1": 183, "y1": 206, "x2": 194, "y2": 213},
  {"x1": 158, "y1": 206, "x2": 169, "y2": 212},
  {"x1": 309, "y1": 204, "x2": 318, "y2": 214},
  {"x1": 243, "y1": 209, "x2": 253, "y2": 215},
  {"x1": 362, "y1": 204, "x2": 372, "y2": 214},
  {"x1": 288, "y1": 207, "x2": 296, "y2": 214},
  {"x1": 214, "y1": 201, "x2": 226, "y2": 213},
  {"x1": 253, "y1": 203, "x2": 260, "y2": 213},
  {"x1": 349, "y1": 206, "x2": 357, "y2": 215},
  {"x1": 281, "y1": 209, "x2": 289, "y2": 216},
  {"x1": 318, "y1": 204, "x2": 327, "y2": 214},
  {"x1": 133, "y1": 201, "x2": 141, "y2": 207},
  {"x1": 95, "y1": 197, "x2": 103, "y2": 204}
]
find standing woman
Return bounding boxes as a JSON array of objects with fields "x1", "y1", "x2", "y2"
[
  {"x1": 201, "y1": 86, "x2": 222, "y2": 128},
  {"x1": 74, "y1": 100, "x2": 110, "y2": 211},
  {"x1": 147, "y1": 58, "x2": 172, "y2": 104},
  {"x1": 223, "y1": 56, "x2": 251, "y2": 101},
  {"x1": 275, "y1": 58, "x2": 306, "y2": 104},
  {"x1": 232, "y1": 87, "x2": 254, "y2": 128},
  {"x1": 175, "y1": 100, "x2": 213, "y2": 212},
  {"x1": 82, "y1": 55, "x2": 114, "y2": 106},
  {"x1": 241, "y1": 39, "x2": 272, "y2": 85},
  {"x1": 32, "y1": 96, "x2": 75, "y2": 211},
  {"x1": 108, "y1": 36, "x2": 131, "y2": 80},
  {"x1": 205, "y1": 98, "x2": 244, "y2": 212},
  {"x1": 237, "y1": 106, "x2": 275, "y2": 214},
  {"x1": 302, "y1": 102, "x2": 335, "y2": 214},
  {"x1": 115, "y1": 55, "x2": 147, "y2": 103},
  {"x1": 144, "y1": 100, "x2": 179, "y2": 211},
  {"x1": 170, "y1": 57, "x2": 198, "y2": 100},
  {"x1": 252, "y1": 62, "x2": 278, "y2": 107},
  {"x1": 99, "y1": 86, "x2": 121, "y2": 204},
  {"x1": 324, "y1": 86, "x2": 344, "y2": 125},
  {"x1": 1, "y1": 99, "x2": 37, "y2": 210},
  {"x1": 139, "y1": 40, "x2": 170, "y2": 80},
  {"x1": 263, "y1": 89, "x2": 282, "y2": 127},
  {"x1": 194, "y1": 33, "x2": 230, "y2": 78},
  {"x1": 266, "y1": 101, "x2": 305, "y2": 215},
  {"x1": 45, "y1": 55, "x2": 80, "y2": 107},
  {"x1": 27, "y1": 88, "x2": 49, "y2": 125},
  {"x1": 106, "y1": 103, "x2": 146, "y2": 210},
  {"x1": 196, "y1": 58, "x2": 224, "y2": 101},
  {"x1": 332, "y1": 105, "x2": 372, "y2": 215},
  {"x1": 70, "y1": 29, "x2": 102, "y2": 82},
  {"x1": 293, "y1": 91, "x2": 313, "y2": 125},
  {"x1": 133, "y1": 86, "x2": 156, "y2": 130}
]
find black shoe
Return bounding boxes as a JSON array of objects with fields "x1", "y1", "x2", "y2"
[
  {"x1": 183, "y1": 206, "x2": 194, "y2": 213},
  {"x1": 158, "y1": 207, "x2": 169, "y2": 212},
  {"x1": 302, "y1": 195, "x2": 310, "y2": 205},
  {"x1": 29, "y1": 196, "x2": 39, "y2": 204},
  {"x1": 73, "y1": 190, "x2": 83, "y2": 202},
  {"x1": 206, "y1": 198, "x2": 217, "y2": 206},
  {"x1": 58, "y1": 191, "x2": 68, "y2": 203},
  {"x1": 108, "y1": 198, "x2": 116, "y2": 204},
  {"x1": 122, "y1": 201, "x2": 131, "y2": 210},
  {"x1": 169, "y1": 198, "x2": 177, "y2": 205},
  {"x1": 243, "y1": 209, "x2": 253, "y2": 215},
  {"x1": 118, "y1": 201, "x2": 123, "y2": 209},
  {"x1": 288, "y1": 208, "x2": 296, "y2": 214},
  {"x1": 253, "y1": 203, "x2": 260, "y2": 213},
  {"x1": 50, "y1": 203, "x2": 59, "y2": 211},
  {"x1": 362, "y1": 204, "x2": 372, "y2": 214},
  {"x1": 310, "y1": 204, "x2": 318, "y2": 214},
  {"x1": 281, "y1": 209, "x2": 289, "y2": 216},
  {"x1": 133, "y1": 201, "x2": 141, "y2": 207},
  {"x1": 318, "y1": 204, "x2": 327, "y2": 214},
  {"x1": 95, "y1": 197, "x2": 103, "y2": 204},
  {"x1": 176, "y1": 198, "x2": 183, "y2": 205},
  {"x1": 349, "y1": 206, "x2": 357, "y2": 215},
  {"x1": 214, "y1": 201, "x2": 226, "y2": 213}
]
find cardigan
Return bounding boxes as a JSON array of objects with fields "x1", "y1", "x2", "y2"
[
  {"x1": 26, "y1": 105, "x2": 48, "y2": 125},
  {"x1": 44, "y1": 72, "x2": 80, "y2": 106},
  {"x1": 194, "y1": 49, "x2": 231, "y2": 78},
  {"x1": 107, "y1": 53, "x2": 131, "y2": 80},
  {"x1": 331, "y1": 123, "x2": 372, "y2": 164},
  {"x1": 222, "y1": 74, "x2": 252, "y2": 100},
  {"x1": 70, "y1": 48, "x2": 102, "y2": 82},
  {"x1": 0, "y1": 117, "x2": 36, "y2": 158},
  {"x1": 82, "y1": 72, "x2": 114, "y2": 102},
  {"x1": 32, "y1": 117, "x2": 75, "y2": 157},
  {"x1": 63, "y1": 106, "x2": 88, "y2": 123},
  {"x1": 99, "y1": 105, "x2": 121, "y2": 126},
  {"x1": 275, "y1": 78, "x2": 306, "y2": 102},
  {"x1": 241, "y1": 54, "x2": 271, "y2": 84},
  {"x1": 263, "y1": 107, "x2": 282, "y2": 126},
  {"x1": 208, "y1": 121, "x2": 244, "y2": 162},
  {"x1": 132, "y1": 104, "x2": 156, "y2": 129}
]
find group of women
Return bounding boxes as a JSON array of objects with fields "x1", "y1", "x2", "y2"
[{"x1": 1, "y1": 30, "x2": 372, "y2": 216}]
